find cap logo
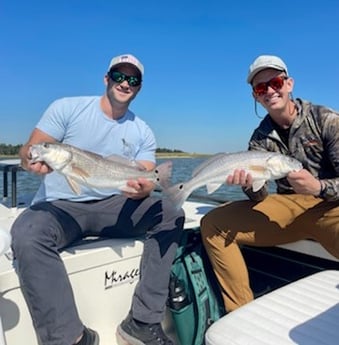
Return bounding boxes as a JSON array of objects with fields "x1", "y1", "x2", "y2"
[{"x1": 108, "y1": 54, "x2": 144, "y2": 75}]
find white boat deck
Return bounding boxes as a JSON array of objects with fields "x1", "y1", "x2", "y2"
[{"x1": 205, "y1": 270, "x2": 339, "y2": 345}]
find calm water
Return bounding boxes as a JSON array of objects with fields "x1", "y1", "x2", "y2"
[{"x1": 0, "y1": 158, "x2": 275, "y2": 204}]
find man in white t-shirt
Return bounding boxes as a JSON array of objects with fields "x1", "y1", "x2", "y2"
[{"x1": 11, "y1": 54, "x2": 184, "y2": 345}]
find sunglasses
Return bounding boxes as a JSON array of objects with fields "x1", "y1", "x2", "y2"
[
  {"x1": 108, "y1": 70, "x2": 142, "y2": 87},
  {"x1": 253, "y1": 76, "x2": 288, "y2": 96}
]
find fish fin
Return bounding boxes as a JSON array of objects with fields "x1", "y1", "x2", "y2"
[
  {"x1": 206, "y1": 182, "x2": 222, "y2": 194},
  {"x1": 71, "y1": 165, "x2": 91, "y2": 178},
  {"x1": 248, "y1": 165, "x2": 266, "y2": 172},
  {"x1": 66, "y1": 177, "x2": 82, "y2": 195},
  {"x1": 154, "y1": 161, "x2": 173, "y2": 189},
  {"x1": 120, "y1": 185, "x2": 140, "y2": 193},
  {"x1": 252, "y1": 179, "x2": 266, "y2": 192},
  {"x1": 67, "y1": 165, "x2": 89, "y2": 194}
]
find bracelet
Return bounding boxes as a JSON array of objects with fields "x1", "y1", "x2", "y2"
[{"x1": 318, "y1": 180, "x2": 326, "y2": 198}]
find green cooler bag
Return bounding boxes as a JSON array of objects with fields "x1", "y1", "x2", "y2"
[{"x1": 168, "y1": 228, "x2": 225, "y2": 345}]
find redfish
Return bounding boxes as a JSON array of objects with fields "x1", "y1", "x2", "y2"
[
  {"x1": 164, "y1": 151, "x2": 302, "y2": 208},
  {"x1": 30, "y1": 142, "x2": 172, "y2": 195}
]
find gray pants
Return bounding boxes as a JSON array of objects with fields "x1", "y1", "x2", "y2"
[{"x1": 11, "y1": 195, "x2": 185, "y2": 345}]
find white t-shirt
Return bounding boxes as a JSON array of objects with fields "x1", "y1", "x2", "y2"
[{"x1": 32, "y1": 96, "x2": 156, "y2": 203}]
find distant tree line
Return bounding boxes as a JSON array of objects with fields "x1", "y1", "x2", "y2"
[
  {"x1": 156, "y1": 148, "x2": 184, "y2": 153},
  {"x1": 0, "y1": 143, "x2": 22, "y2": 155},
  {"x1": 0, "y1": 143, "x2": 183, "y2": 156}
]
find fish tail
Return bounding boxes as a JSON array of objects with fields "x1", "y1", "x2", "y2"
[
  {"x1": 162, "y1": 182, "x2": 191, "y2": 210},
  {"x1": 154, "y1": 161, "x2": 173, "y2": 189}
]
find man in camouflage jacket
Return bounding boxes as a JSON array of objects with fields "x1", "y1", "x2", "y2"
[{"x1": 200, "y1": 55, "x2": 339, "y2": 313}]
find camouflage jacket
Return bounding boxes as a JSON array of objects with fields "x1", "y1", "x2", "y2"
[{"x1": 245, "y1": 98, "x2": 339, "y2": 202}]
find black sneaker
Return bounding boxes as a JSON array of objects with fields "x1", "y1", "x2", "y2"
[
  {"x1": 116, "y1": 313, "x2": 173, "y2": 345},
  {"x1": 76, "y1": 327, "x2": 99, "y2": 345}
]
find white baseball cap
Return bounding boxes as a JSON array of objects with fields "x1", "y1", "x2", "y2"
[
  {"x1": 247, "y1": 55, "x2": 288, "y2": 84},
  {"x1": 108, "y1": 54, "x2": 144, "y2": 75}
]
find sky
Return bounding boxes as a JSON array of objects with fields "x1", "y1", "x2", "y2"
[{"x1": 1, "y1": 0, "x2": 339, "y2": 154}]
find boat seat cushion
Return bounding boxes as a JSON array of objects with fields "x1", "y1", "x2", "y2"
[{"x1": 205, "y1": 270, "x2": 339, "y2": 345}]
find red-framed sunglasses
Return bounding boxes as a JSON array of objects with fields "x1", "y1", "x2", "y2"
[{"x1": 252, "y1": 75, "x2": 288, "y2": 96}]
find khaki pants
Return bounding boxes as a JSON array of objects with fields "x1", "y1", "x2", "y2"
[{"x1": 200, "y1": 194, "x2": 339, "y2": 312}]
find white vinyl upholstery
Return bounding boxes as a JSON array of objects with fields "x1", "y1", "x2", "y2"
[{"x1": 205, "y1": 270, "x2": 339, "y2": 345}]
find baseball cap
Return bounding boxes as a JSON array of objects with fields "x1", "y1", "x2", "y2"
[
  {"x1": 108, "y1": 54, "x2": 144, "y2": 76},
  {"x1": 247, "y1": 55, "x2": 288, "y2": 84}
]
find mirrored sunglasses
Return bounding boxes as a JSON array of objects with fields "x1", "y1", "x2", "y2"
[
  {"x1": 108, "y1": 70, "x2": 141, "y2": 87},
  {"x1": 253, "y1": 76, "x2": 288, "y2": 96}
]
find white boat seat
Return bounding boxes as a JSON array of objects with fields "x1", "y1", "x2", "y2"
[
  {"x1": 205, "y1": 270, "x2": 339, "y2": 345},
  {"x1": 0, "y1": 200, "x2": 212, "y2": 345}
]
